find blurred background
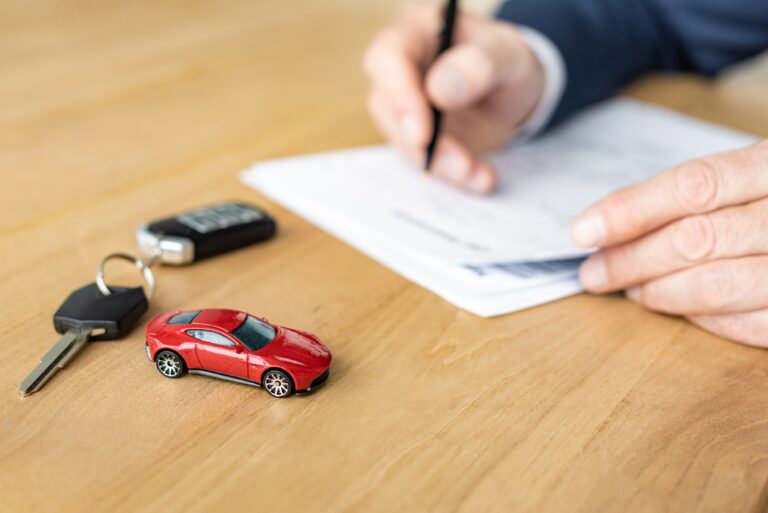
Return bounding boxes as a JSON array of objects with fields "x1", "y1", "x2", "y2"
[{"x1": 2, "y1": 0, "x2": 766, "y2": 234}]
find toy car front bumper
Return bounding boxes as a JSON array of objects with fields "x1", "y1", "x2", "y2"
[{"x1": 295, "y1": 368, "x2": 330, "y2": 396}]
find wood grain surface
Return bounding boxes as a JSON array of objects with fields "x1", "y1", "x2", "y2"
[{"x1": 2, "y1": 1, "x2": 768, "y2": 512}]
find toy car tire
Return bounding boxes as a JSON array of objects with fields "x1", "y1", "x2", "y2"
[
  {"x1": 263, "y1": 369, "x2": 293, "y2": 398},
  {"x1": 156, "y1": 350, "x2": 186, "y2": 379}
]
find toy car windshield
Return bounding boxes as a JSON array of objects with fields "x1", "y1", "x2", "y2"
[
  {"x1": 231, "y1": 315, "x2": 276, "y2": 351},
  {"x1": 168, "y1": 311, "x2": 200, "y2": 324}
]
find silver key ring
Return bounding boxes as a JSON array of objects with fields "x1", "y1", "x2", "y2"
[{"x1": 95, "y1": 252, "x2": 157, "y2": 300}]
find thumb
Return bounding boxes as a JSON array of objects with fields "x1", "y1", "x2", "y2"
[{"x1": 424, "y1": 28, "x2": 531, "y2": 110}]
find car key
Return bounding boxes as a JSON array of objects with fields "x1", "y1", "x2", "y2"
[
  {"x1": 20, "y1": 282, "x2": 148, "y2": 396},
  {"x1": 136, "y1": 201, "x2": 277, "y2": 265}
]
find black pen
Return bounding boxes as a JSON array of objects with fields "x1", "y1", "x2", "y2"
[{"x1": 424, "y1": 0, "x2": 459, "y2": 173}]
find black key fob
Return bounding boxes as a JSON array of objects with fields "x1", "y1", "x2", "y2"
[
  {"x1": 53, "y1": 283, "x2": 148, "y2": 340},
  {"x1": 137, "y1": 201, "x2": 277, "y2": 265}
]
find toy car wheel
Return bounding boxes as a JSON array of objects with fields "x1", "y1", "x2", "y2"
[
  {"x1": 156, "y1": 350, "x2": 185, "y2": 379},
  {"x1": 263, "y1": 369, "x2": 293, "y2": 398}
]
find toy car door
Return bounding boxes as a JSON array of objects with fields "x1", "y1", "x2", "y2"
[{"x1": 188, "y1": 329, "x2": 248, "y2": 378}]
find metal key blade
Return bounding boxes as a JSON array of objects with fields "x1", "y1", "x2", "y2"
[{"x1": 20, "y1": 327, "x2": 91, "y2": 396}]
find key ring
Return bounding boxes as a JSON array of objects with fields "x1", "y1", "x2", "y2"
[{"x1": 95, "y1": 252, "x2": 157, "y2": 300}]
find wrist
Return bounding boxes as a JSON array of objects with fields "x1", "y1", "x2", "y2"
[{"x1": 515, "y1": 26, "x2": 566, "y2": 138}]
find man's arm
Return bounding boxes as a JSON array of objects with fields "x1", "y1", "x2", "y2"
[{"x1": 497, "y1": 0, "x2": 768, "y2": 125}]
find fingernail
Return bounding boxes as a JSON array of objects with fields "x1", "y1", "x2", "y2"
[
  {"x1": 625, "y1": 286, "x2": 641, "y2": 302},
  {"x1": 433, "y1": 67, "x2": 466, "y2": 103},
  {"x1": 467, "y1": 171, "x2": 493, "y2": 194},
  {"x1": 434, "y1": 153, "x2": 469, "y2": 182},
  {"x1": 572, "y1": 212, "x2": 606, "y2": 247},
  {"x1": 579, "y1": 254, "x2": 607, "y2": 291},
  {"x1": 400, "y1": 114, "x2": 420, "y2": 145}
]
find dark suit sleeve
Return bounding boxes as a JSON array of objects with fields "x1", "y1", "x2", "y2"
[{"x1": 496, "y1": 0, "x2": 768, "y2": 125}]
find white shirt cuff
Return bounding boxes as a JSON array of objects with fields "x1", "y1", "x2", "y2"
[{"x1": 515, "y1": 26, "x2": 567, "y2": 138}]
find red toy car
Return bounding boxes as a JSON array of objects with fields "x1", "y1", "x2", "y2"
[{"x1": 145, "y1": 309, "x2": 331, "y2": 397}]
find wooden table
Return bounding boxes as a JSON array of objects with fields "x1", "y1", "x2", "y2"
[{"x1": 2, "y1": 1, "x2": 768, "y2": 512}]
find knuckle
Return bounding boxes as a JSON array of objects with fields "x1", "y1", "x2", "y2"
[
  {"x1": 483, "y1": 25, "x2": 527, "y2": 82},
  {"x1": 366, "y1": 93, "x2": 395, "y2": 141},
  {"x1": 671, "y1": 215, "x2": 716, "y2": 262},
  {"x1": 604, "y1": 188, "x2": 629, "y2": 210},
  {"x1": 363, "y1": 29, "x2": 397, "y2": 71},
  {"x1": 717, "y1": 316, "x2": 755, "y2": 346},
  {"x1": 362, "y1": 38, "x2": 383, "y2": 77},
  {"x1": 698, "y1": 265, "x2": 737, "y2": 311},
  {"x1": 600, "y1": 188, "x2": 637, "y2": 237},
  {"x1": 673, "y1": 160, "x2": 719, "y2": 213},
  {"x1": 456, "y1": 45, "x2": 494, "y2": 91},
  {"x1": 601, "y1": 246, "x2": 632, "y2": 287},
  {"x1": 636, "y1": 283, "x2": 659, "y2": 310},
  {"x1": 375, "y1": 27, "x2": 397, "y2": 46}
]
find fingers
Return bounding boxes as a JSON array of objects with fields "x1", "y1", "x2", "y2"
[
  {"x1": 367, "y1": 89, "x2": 420, "y2": 155},
  {"x1": 424, "y1": 24, "x2": 532, "y2": 111},
  {"x1": 363, "y1": 7, "x2": 439, "y2": 149},
  {"x1": 572, "y1": 140, "x2": 768, "y2": 248},
  {"x1": 364, "y1": 5, "x2": 541, "y2": 159},
  {"x1": 688, "y1": 310, "x2": 768, "y2": 348},
  {"x1": 368, "y1": 89, "x2": 496, "y2": 193},
  {"x1": 624, "y1": 256, "x2": 768, "y2": 315},
  {"x1": 580, "y1": 198, "x2": 768, "y2": 292},
  {"x1": 429, "y1": 135, "x2": 497, "y2": 193}
]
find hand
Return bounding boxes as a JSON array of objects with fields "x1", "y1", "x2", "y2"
[
  {"x1": 571, "y1": 140, "x2": 768, "y2": 347},
  {"x1": 362, "y1": 4, "x2": 545, "y2": 193}
]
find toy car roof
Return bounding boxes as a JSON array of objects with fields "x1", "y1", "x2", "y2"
[{"x1": 185, "y1": 308, "x2": 247, "y2": 332}]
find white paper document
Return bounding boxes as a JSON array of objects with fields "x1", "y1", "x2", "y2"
[{"x1": 241, "y1": 99, "x2": 757, "y2": 317}]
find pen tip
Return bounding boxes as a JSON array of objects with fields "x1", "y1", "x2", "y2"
[{"x1": 424, "y1": 156, "x2": 433, "y2": 174}]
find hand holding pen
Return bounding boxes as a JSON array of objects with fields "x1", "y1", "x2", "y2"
[
  {"x1": 363, "y1": 3, "x2": 547, "y2": 193},
  {"x1": 424, "y1": 0, "x2": 459, "y2": 174}
]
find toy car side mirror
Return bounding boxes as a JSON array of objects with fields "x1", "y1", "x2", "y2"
[{"x1": 235, "y1": 345, "x2": 244, "y2": 353}]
